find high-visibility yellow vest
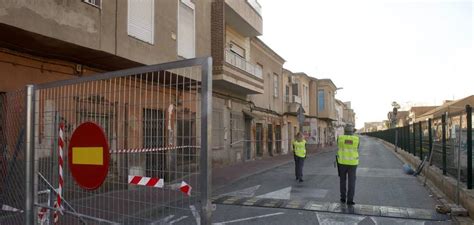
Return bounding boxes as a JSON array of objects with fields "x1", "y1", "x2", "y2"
[
  {"x1": 337, "y1": 135, "x2": 360, "y2": 166},
  {"x1": 293, "y1": 140, "x2": 306, "y2": 158}
]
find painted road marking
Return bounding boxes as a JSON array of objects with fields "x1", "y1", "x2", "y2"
[
  {"x1": 212, "y1": 212, "x2": 285, "y2": 225},
  {"x1": 169, "y1": 216, "x2": 188, "y2": 224},
  {"x1": 150, "y1": 215, "x2": 174, "y2": 225},
  {"x1": 242, "y1": 197, "x2": 260, "y2": 206},
  {"x1": 316, "y1": 212, "x2": 365, "y2": 225},
  {"x1": 256, "y1": 187, "x2": 291, "y2": 200},
  {"x1": 371, "y1": 216, "x2": 425, "y2": 225},
  {"x1": 221, "y1": 185, "x2": 261, "y2": 197},
  {"x1": 291, "y1": 187, "x2": 329, "y2": 200},
  {"x1": 212, "y1": 195, "x2": 449, "y2": 221},
  {"x1": 190, "y1": 205, "x2": 201, "y2": 225}
]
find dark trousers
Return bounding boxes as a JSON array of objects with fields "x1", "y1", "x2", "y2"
[
  {"x1": 338, "y1": 164, "x2": 357, "y2": 202},
  {"x1": 294, "y1": 155, "x2": 305, "y2": 180}
]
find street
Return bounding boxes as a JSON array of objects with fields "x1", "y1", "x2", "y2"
[{"x1": 208, "y1": 136, "x2": 452, "y2": 225}]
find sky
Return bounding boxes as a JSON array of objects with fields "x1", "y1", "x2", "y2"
[{"x1": 258, "y1": 0, "x2": 473, "y2": 129}]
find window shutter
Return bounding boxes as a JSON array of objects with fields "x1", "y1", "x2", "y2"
[
  {"x1": 128, "y1": 0, "x2": 154, "y2": 44},
  {"x1": 178, "y1": 0, "x2": 195, "y2": 58}
]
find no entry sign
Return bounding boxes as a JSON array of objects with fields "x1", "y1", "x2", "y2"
[{"x1": 68, "y1": 122, "x2": 110, "y2": 190}]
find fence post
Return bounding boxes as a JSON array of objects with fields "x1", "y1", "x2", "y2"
[
  {"x1": 466, "y1": 104, "x2": 472, "y2": 189},
  {"x1": 407, "y1": 125, "x2": 410, "y2": 153},
  {"x1": 428, "y1": 118, "x2": 433, "y2": 165},
  {"x1": 419, "y1": 122, "x2": 423, "y2": 159},
  {"x1": 442, "y1": 113, "x2": 447, "y2": 175},
  {"x1": 25, "y1": 85, "x2": 36, "y2": 225},
  {"x1": 412, "y1": 124, "x2": 416, "y2": 155},
  {"x1": 200, "y1": 57, "x2": 213, "y2": 224}
]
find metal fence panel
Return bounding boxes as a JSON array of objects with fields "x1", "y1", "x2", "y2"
[
  {"x1": 0, "y1": 58, "x2": 212, "y2": 225},
  {"x1": 365, "y1": 107, "x2": 474, "y2": 190},
  {"x1": 0, "y1": 90, "x2": 27, "y2": 225}
]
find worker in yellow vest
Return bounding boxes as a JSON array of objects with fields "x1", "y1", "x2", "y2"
[
  {"x1": 337, "y1": 125, "x2": 360, "y2": 205},
  {"x1": 293, "y1": 132, "x2": 306, "y2": 183}
]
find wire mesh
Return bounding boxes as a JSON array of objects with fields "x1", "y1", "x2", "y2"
[
  {"x1": 365, "y1": 109, "x2": 474, "y2": 189},
  {"x1": 0, "y1": 90, "x2": 27, "y2": 225},
  {"x1": 30, "y1": 60, "x2": 209, "y2": 224}
]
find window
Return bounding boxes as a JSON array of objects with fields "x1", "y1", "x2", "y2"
[
  {"x1": 128, "y1": 0, "x2": 154, "y2": 44},
  {"x1": 212, "y1": 109, "x2": 225, "y2": 149},
  {"x1": 230, "y1": 113, "x2": 244, "y2": 147},
  {"x1": 275, "y1": 125, "x2": 282, "y2": 154},
  {"x1": 292, "y1": 83, "x2": 298, "y2": 96},
  {"x1": 273, "y1": 74, "x2": 279, "y2": 98},
  {"x1": 303, "y1": 85, "x2": 309, "y2": 107},
  {"x1": 255, "y1": 63, "x2": 263, "y2": 78},
  {"x1": 178, "y1": 0, "x2": 195, "y2": 58},
  {"x1": 285, "y1": 85, "x2": 290, "y2": 103},
  {"x1": 318, "y1": 89, "x2": 325, "y2": 111},
  {"x1": 83, "y1": 0, "x2": 101, "y2": 8},
  {"x1": 230, "y1": 42, "x2": 245, "y2": 58}
]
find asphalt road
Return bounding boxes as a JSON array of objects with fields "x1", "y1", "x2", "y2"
[{"x1": 154, "y1": 136, "x2": 453, "y2": 225}]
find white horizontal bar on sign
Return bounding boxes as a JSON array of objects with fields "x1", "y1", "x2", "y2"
[{"x1": 110, "y1": 146, "x2": 201, "y2": 154}]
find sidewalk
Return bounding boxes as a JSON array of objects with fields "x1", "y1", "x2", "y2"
[{"x1": 212, "y1": 145, "x2": 337, "y2": 192}]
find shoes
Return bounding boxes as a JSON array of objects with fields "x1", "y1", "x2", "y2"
[
  {"x1": 340, "y1": 199, "x2": 346, "y2": 203},
  {"x1": 298, "y1": 179, "x2": 304, "y2": 183},
  {"x1": 347, "y1": 201, "x2": 355, "y2": 205}
]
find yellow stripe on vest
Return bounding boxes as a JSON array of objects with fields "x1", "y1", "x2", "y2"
[{"x1": 72, "y1": 147, "x2": 103, "y2": 165}]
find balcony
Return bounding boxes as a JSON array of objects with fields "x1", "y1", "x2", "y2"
[
  {"x1": 224, "y1": 0, "x2": 263, "y2": 36},
  {"x1": 286, "y1": 95, "x2": 303, "y2": 114},
  {"x1": 213, "y1": 49, "x2": 264, "y2": 95},
  {"x1": 292, "y1": 95, "x2": 302, "y2": 104},
  {"x1": 225, "y1": 50, "x2": 262, "y2": 79},
  {"x1": 246, "y1": 0, "x2": 262, "y2": 16}
]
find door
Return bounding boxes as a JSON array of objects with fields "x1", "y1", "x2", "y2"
[
  {"x1": 268, "y1": 124, "x2": 273, "y2": 156},
  {"x1": 288, "y1": 122, "x2": 292, "y2": 152},
  {"x1": 275, "y1": 125, "x2": 282, "y2": 154},
  {"x1": 256, "y1": 123, "x2": 263, "y2": 157},
  {"x1": 244, "y1": 117, "x2": 252, "y2": 160}
]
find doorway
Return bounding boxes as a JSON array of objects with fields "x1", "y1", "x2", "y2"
[
  {"x1": 256, "y1": 123, "x2": 263, "y2": 157},
  {"x1": 244, "y1": 116, "x2": 252, "y2": 160}
]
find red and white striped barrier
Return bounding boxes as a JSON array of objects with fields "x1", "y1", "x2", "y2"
[
  {"x1": 54, "y1": 123, "x2": 65, "y2": 224},
  {"x1": 180, "y1": 181, "x2": 192, "y2": 196},
  {"x1": 168, "y1": 181, "x2": 193, "y2": 196},
  {"x1": 111, "y1": 146, "x2": 199, "y2": 154},
  {"x1": 53, "y1": 201, "x2": 59, "y2": 224},
  {"x1": 38, "y1": 207, "x2": 47, "y2": 223},
  {"x1": 128, "y1": 175, "x2": 164, "y2": 188}
]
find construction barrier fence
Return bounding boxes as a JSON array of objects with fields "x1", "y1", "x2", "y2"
[{"x1": 0, "y1": 57, "x2": 212, "y2": 225}]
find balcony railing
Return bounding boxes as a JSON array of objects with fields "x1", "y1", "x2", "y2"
[
  {"x1": 225, "y1": 49, "x2": 263, "y2": 79},
  {"x1": 292, "y1": 95, "x2": 302, "y2": 104},
  {"x1": 246, "y1": 0, "x2": 262, "y2": 16}
]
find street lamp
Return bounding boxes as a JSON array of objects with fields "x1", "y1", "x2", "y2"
[{"x1": 391, "y1": 101, "x2": 401, "y2": 152}]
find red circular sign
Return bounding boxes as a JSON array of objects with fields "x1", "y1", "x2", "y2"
[{"x1": 68, "y1": 122, "x2": 109, "y2": 190}]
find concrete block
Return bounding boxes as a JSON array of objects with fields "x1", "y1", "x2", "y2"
[{"x1": 448, "y1": 204, "x2": 469, "y2": 217}]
